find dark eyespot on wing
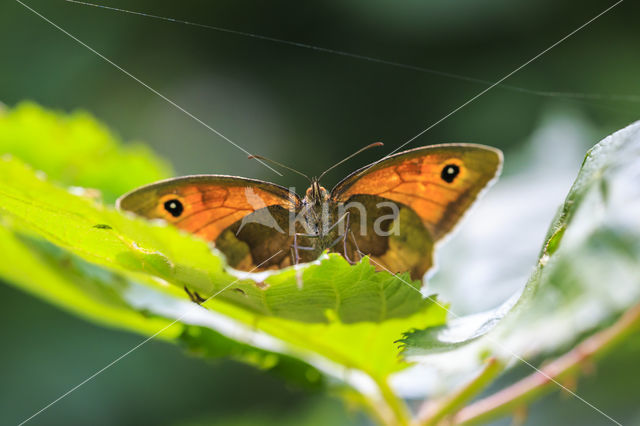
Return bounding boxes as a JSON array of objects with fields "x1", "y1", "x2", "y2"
[
  {"x1": 441, "y1": 164, "x2": 460, "y2": 183},
  {"x1": 164, "y1": 199, "x2": 184, "y2": 217}
]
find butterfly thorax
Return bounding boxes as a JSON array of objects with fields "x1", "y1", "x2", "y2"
[
  {"x1": 296, "y1": 178, "x2": 344, "y2": 260},
  {"x1": 300, "y1": 179, "x2": 334, "y2": 239}
]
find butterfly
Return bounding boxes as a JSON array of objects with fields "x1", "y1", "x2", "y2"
[{"x1": 117, "y1": 143, "x2": 502, "y2": 281}]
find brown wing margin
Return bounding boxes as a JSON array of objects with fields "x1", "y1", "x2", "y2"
[
  {"x1": 117, "y1": 175, "x2": 300, "y2": 243},
  {"x1": 331, "y1": 144, "x2": 503, "y2": 240}
]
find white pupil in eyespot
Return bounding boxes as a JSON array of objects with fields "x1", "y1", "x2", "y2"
[
  {"x1": 447, "y1": 166, "x2": 455, "y2": 175},
  {"x1": 169, "y1": 202, "x2": 176, "y2": 209}
]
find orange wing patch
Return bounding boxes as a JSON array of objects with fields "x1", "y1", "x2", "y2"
[
  {"x1": 332, "y1": 145, "x2": 502, "y2": 240},
  {"x1": 117, "y1": 176, "x2": 298, "y2": 243}
]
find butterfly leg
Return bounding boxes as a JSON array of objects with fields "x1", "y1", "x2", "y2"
[
  {"x1": 334, "y1": 212, "x2": 357, "y2": 265},
  {"x1": 349, "y1": 230, "x2": 364, "y2": 263},
  {"x1": 341, "y1": 212, "x2": 352, "y2": 262},
  {"x1": 184, "y1": 286, "x2": 206, "y2": 305},
  {"x1": 327, "y1": 212, "x2": 358, "y2": 264},
  {"x1": 292, "y1": 232, "x2": 316, "y2": 264}
]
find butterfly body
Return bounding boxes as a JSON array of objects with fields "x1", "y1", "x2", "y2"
[
  {"x1": 299, "y1": 179, "x2": 332, "y2": 239},
  {"x1": 118, "y1": 144, "x2": 502, "y2": 280},
  {"x1": 224, "y1": 179, "x2": 344, "y2": 269}
]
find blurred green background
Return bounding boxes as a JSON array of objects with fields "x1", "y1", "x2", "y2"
[{"x1": 1, "y1": 0, "x2": 639, "y2": 425}]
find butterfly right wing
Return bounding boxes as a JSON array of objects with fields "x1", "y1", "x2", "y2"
[{"x1": 331, "y1": 144, "x2": 502, "y2": 279}]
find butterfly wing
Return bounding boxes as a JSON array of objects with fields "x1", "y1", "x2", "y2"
[
  {"x1": 117, "y1": 175, "x2": 300, "y2": 269},
  {"x1": 331, "y1": 144, "x2": 502, "y2": 279}
]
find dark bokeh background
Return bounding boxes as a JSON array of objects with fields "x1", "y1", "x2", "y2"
[{"x1": 1, "y1": 0, "x2": 639, "y2": 424}]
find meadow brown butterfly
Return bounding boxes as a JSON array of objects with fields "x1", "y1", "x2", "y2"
[{"x1": 117, "y1": 143, "x2": 502, "y2": 281}]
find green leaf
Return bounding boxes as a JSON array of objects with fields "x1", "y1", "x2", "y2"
[
  {"x1": 0, "y1": 155, "x2": 437, "y2": 324},
  {"x1": 0, "y1": 229, "x2": 327, "y2": 391},
  {"x1": 0, "y1": 102, "x2": 172, "y2": 203},
  {"x1": 0, "y1": 157, "x2": 444, "y2": 418},
  {"x1": 0, "y1": 225, "x2": 175, "y2": 336},
  {"x1": 399, "y1": 292, "x2": 518, "y2": 355},
  {"x1": 0, "y1": 103, "x2": 448, "y2": 423},
  {"x1": 401, "y1": 120, "x2": 640, "y2": 370}
]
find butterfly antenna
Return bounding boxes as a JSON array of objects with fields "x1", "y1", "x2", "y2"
[
  {"x1": 248, "y1": 155, "x2": 310, "y2": 181},
  {"x1": 318, "y1": 142, "x2": 383, "y2": 180}
]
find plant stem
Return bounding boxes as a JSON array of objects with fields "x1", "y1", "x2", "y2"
[
  {"x1": 453, "y1": 303, "x2": 640, "y2": 425},
  {"x1": 414, "y1": 357, "x2": 504, "y2": 426},
  {"x1": 373, "y1": 376, "x2": 413, "y2": 426}
]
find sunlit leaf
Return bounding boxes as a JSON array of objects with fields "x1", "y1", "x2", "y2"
[
  {"x1": 0, "y1": 104, "x2": 447, "y2": 420},
  {"x1": 0, "y1": 155, "x2": 438, "y2": 324},
  {"x1": 0, "y1": 102, "x2": 172, "y2": 203}
]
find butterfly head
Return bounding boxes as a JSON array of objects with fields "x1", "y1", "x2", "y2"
[{"x1": 305, "y1": 179, "x2": 329, "y2": 204}]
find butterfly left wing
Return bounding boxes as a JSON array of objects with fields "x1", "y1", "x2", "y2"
[
  {"x1": 117, "y1": 175, "x2": 300, "y2": 269},
  {"x1": 331, "y1": 144, "x2": 502, "y2": 279}
]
